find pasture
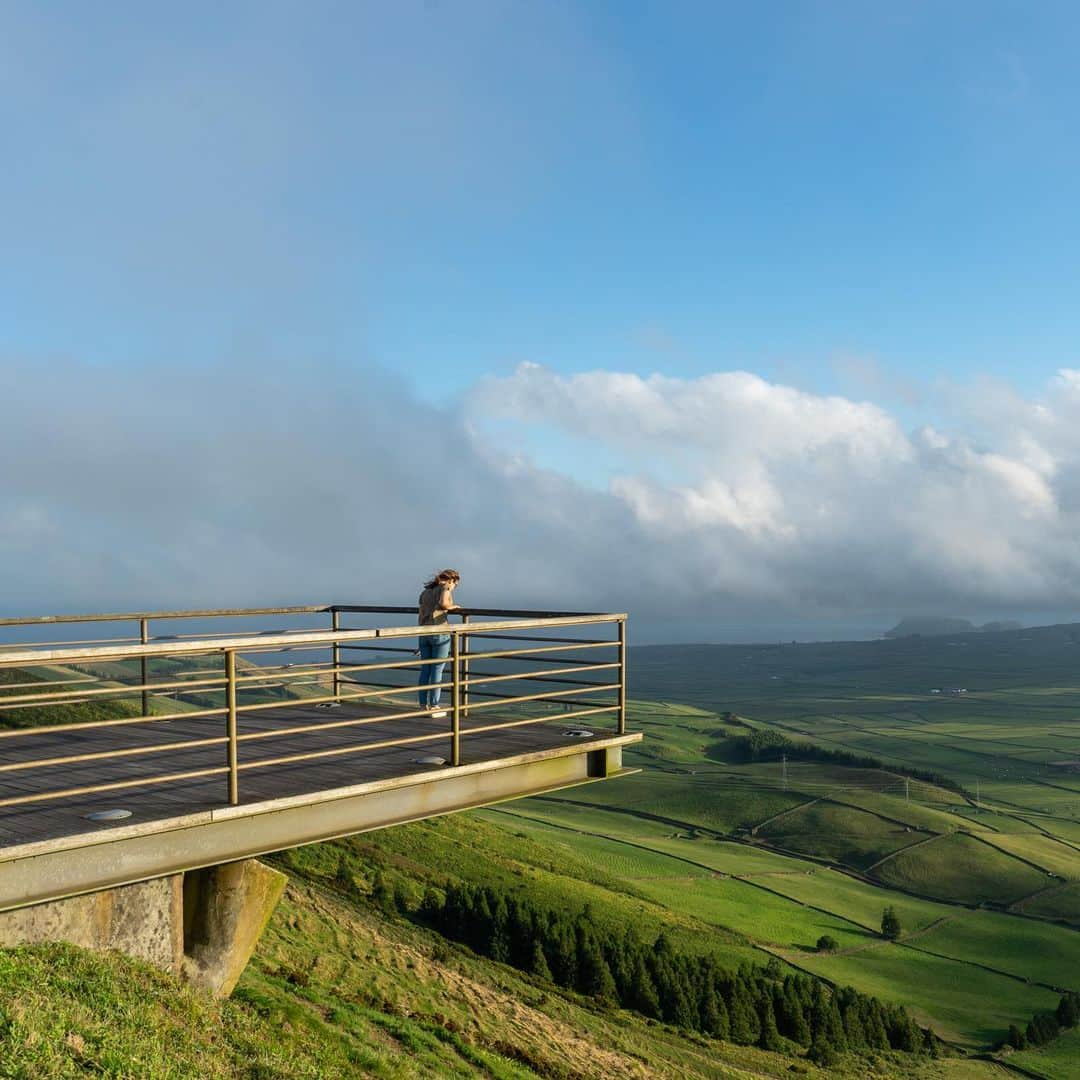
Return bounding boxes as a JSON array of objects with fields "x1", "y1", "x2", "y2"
[{"x1": 507, "y1": 627, "x2": 1080, "y2": 1053}]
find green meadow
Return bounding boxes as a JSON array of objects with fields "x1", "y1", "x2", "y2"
[{"x1": 502, "y1": 624, "x2": 1080, "y2": 1063}]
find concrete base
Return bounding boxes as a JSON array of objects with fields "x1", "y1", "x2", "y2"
[
  {"x1": 0, "y1": 858, "x2": 284, "y2": 998},
  {"x1": 182, "y1": 860, "x2": 287, "y2": 996},
  {"x1": 0, "y1": 874, "x2": 184, "y2": 973}
]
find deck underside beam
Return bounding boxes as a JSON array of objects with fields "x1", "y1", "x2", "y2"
[{"x1": 0, "y1": 736, "x2": 638, "y2": 914}]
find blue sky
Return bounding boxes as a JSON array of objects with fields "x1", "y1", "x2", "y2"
[
  {"x1": 5, "y1": 2, "x2": 1080, "y2": 634},
  {"x1": 6, "y1": 2, "x2": 1080, "y2": 400}
]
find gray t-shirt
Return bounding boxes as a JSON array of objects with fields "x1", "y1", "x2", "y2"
[{"x1": 418, "y1": 584, "x2": 454, "y2": 625}]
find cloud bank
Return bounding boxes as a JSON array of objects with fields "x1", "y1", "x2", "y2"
[{"x1": 4, "y1": 358, "x2": 1080, "y2": 629}]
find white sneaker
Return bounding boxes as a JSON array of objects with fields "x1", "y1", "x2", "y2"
[{"x1": 430, "y1": 709, "x2": 448, "y2": 719}]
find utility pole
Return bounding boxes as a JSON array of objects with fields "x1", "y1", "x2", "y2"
[
  {"x1": 975, "y1": 778, "x2": 980, "y2": 812},
  {"x1": 781, "y1": 754, "x2": 787, "y2": 791},
  {"x1": 905, "y1": 777, "x2": 910, "y2": 804}
]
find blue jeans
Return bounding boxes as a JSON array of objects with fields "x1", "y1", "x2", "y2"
[{"x1": 417, "y1": 633, "x2": 451, "y2": 709}]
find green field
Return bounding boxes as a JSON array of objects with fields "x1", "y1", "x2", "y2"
[
  {"x1": 871, "y1": 832, "x2": 1051, "y2": 904},
  {"x1": 796, "y1": 944, "x2": 1061, "y2": 1047},
  {"x1": 495, "y1": 627, "x2": 1080, "y2": 1065},
  {"x1": 1010, "y1": 1027, "x2": 1080, "y2": 1079},
  {"x1": 491, "y1": 798, "x2": 1074, "y2": 1049}
]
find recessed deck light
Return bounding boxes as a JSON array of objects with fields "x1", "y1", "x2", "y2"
[
  {"x1": 564, "y1": 729, "x2": 594, "y2": 738},
  {"x1": 84, "y1": 809, "x2": 133, "y2": 822},
  {"x1": 413, "y1": 755, "x2": 448, "y2": 766}
]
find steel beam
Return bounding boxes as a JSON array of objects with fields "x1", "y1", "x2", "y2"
[{"x1": 0, "y1": 735, "x2": 640, "y2": 914}]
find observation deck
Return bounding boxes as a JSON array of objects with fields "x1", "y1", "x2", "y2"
[{"x1": 0, "y1": 604, "x2": 639, "y2": 913}]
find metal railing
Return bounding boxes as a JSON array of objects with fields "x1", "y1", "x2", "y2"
[{"x1": 0, "y1": 604, "x2": 628, "y2": 811}]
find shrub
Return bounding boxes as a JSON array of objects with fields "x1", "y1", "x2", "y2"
[{"x1": 880, "y1": 906, "x2": 901, "y2": 940}]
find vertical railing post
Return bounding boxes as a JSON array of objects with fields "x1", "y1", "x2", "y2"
[
  {"x1": 225, "y1": 649, "x2": 239, "y2": 805},
  {"x1": 331, "y1": 608, "x2": 341, "y2": 701},
  {"x1": 451, "y1": 630, "x2": 461, "y2": 766},
  {"x1": 460, "y1": 613, "x2": 470, "y2": 719},
  {"x1": 139, "y1": 617, "x2": 150, "y2": 717},
  {"x1": 617, "y1": 618, "x2": 627, "y2": 735}
]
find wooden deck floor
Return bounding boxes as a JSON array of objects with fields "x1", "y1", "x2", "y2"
[{"x1": 0, "y1": 701, "x2": 616, "y2": 850}]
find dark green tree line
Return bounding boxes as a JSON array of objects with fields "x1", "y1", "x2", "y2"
[{"x1": 409, "y1": 879, "x2": 930, "y2": 1059}]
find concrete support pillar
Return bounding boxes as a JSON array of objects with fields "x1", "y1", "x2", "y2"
[
  {"x1": 182, "y1": 859, "x2": 286, "y2": 997},
  {"x1": 0, "y1": 858, "x2": 285, "y2": 999},
  {"x1": 0, "y1": 874, "x2": 183, "y2": 973}
]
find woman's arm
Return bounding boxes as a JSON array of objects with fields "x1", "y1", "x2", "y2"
[{"x1": 437, "y1": 585, "x2": 460, "y2": 615}]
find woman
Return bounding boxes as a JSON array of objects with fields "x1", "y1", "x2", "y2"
[{"x1": 417, "y1": 569, "x2": 461, "y2": 718}]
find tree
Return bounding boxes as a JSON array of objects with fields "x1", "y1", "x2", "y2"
[
  {"x1": 816, "y1": 934, "x2": 839, "y2": 952},
  {"x1": 757, "y1": 997, "x2": 783, "y2": 1052},
  {"x1": 699, "y1": 985, "x2": 730, "y2": 1039},
  {"x1": 1006, "y1": 1024, "x2": 1026, "y2": 1050},
  {"x1": 1057, "y1": 991, "x2": 1080, "y2": 1029},
  {"x1": 528, "y1": 940, "x2": 552, "y2": 982},
  {"x1": 807, "y1": 1037, "x2": 838, "y2": 1067},
  {"x1": 1026, "y1": 1013, "x2": 1059, "y2": 1047},
  {"x1": 880, "y1": 905, "x2": 902, "y2": 940},
  {"x1": 627, "y1": 955, "x2": 662, "y2": 1019}
]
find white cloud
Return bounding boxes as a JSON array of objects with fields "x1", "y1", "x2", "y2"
[
  {"x1": 470, "y1": 363, "x2": 1080, "y2": 616},
  {"x1": 5, "y1": 357, "x2": 1080, "y2": 626}
]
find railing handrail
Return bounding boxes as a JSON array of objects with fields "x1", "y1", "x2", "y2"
[
  {"x1": 0, "y1": 605, "x2": 334, "y2": 628},
  {"x1": 0, "y1": 605, "x2": 630, "y2": 811},
  {"x1": 0, "y1": 613, "x2": 626, "y2": 667},
  {"x1": 0, "y1": 603, "x2": 607, "y2": 630},
  {"x1": 332, "y1": 605, "x2": 604, "y2": 618}
]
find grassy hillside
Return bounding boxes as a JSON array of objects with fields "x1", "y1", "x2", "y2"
[
  {"x1": 0, "y1": 827, "x2": 974, "y2": 1080},
  {"x1": 496, "y1": 692, "x2": 1080, "y2": 1060}
]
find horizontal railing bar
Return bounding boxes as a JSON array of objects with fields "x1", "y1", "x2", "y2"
[
  {"x1": 237, "y1": 698, "x2": 449, "y2": 742},
  {"x1": 336, "y1": 644, "x2": 416, "y2": 654},
  {"x1": 233, "y1": 654, "x2": 447, "y2": 685},
  {"x1": 474, "y1": 653, "x2": 615, "y2": 668},
  {"x1": 0, "y1": 683, "x2": 447, "y2": 771},
  {"x1": 0, "y1": 615, "x2": 624, "y2": 668},
  {"x1": 467, "y1": 672, "x2": 616, "y2": 690},
  {"x1": 0, "y1": 672, "x2": 230, "y2": 707},
  {"x1": 0, "y1": 763, "x2": 229, "y2": 809},
  {"x1": 331, "y1": 680, "x2": 610, "y2": 705},
  {"x1": 249, "y1": 660, "x2": 334, "y2": 674},
  {"x1": 236, "y1": 729, "x2": 449, "y2": 773},
  {"x1": 0, "y1": 699, "x2": 624, "y2": 799},
  {"x1": 0, "y1": 605, "x2": 332, "y2": 629},
  {"x1": 459, "y1": 640, "x2": 617, "y2": 662},
  {"x1": 0, "y1": 733, "x2": 230, "y2": 774},
  {"x1": 0, "y1": 703, "x2": 228, "y2": 739},
  {"x1": 0, "y1": 676, "x2": 100, "y2": 690},
  {"x1": 459, "y1": 632, "x2": 614, "y2": 645},
  {"x1": 150, "y1": 626, "x2": 333, "y2": 643},
  {"x1": 462, "y1": 663, "x2": 620, "y2": 688},
  {"x1": 374, "y1": 615, "x2": 623, "y2": 641},
  {"x1": 0, "y1": 645, "x2": 225, "y2": 671},
  {"x1": 462, "y1": 683, "x2": 620, "y2": 712},
  {"x1": 326, "y1": 606, "x2": 415, "y2": 615},
  {"x1": 230, "y1": 681, "x2": 450, "y2": 718},
  {"x1": 0, "y1": 635, "x2": 143, "y2": 650},
  {"x1": 332, "y1": 605, "x2": 603, "y2": 619},
  {"x1": 0, "y1": 653, "x2": 456, "y2": 713},
  {"x1": 238, "y1": 705, "x2": 620, "y2": 774},
  {"x1": 336, "y1": 645, "x2": 609, "y2": 666},
  {"x1": 462, "y1": 705, "x2": 618, "y2": 736},
  {"x1": 0, "y1": 630, "x2": 374, "y2": 668}
]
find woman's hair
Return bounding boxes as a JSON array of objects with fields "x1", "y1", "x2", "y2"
[{"x1": 423, "y1": 569, "x2": 460, "y2": 589}]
